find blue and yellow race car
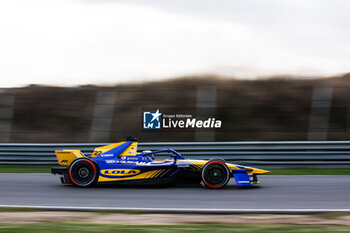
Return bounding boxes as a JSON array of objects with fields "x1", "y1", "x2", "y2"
[{"x1": 52, "y1": 137, "x2": 269, "y2": 188}]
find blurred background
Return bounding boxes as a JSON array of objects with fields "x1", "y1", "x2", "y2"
[
  {"x1": 0, "y1": 0, "x2": 349, "y2": 143},
  {"x1": 0, "y1": 74, "x2": 349, "y2": 143}
]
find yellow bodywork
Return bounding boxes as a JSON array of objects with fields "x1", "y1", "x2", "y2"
[
  {"x1": 55, "y1": 140, "x2": 269, "y2": 184},
  {"x1": 55, "y1": 150, "x2": 84, "y2": 166},
  {"x1": 90, "y1": 141, "x2": 138, "y2": 158},
  {"x1": 97, "y1": 159, "x2": 269, "y2": 183},
  {"x1": 55, "y1": 141, "x2": 138, "y2": 167},
  {"x1": 237, "y1": 165, "x2": 270, "y2": 174},
  {"x1": 183, "y1": 159, "x2": 269, "y2": 174},
  {"x1": 98, "y1": 169, "x2": 171, "y2": 182}
]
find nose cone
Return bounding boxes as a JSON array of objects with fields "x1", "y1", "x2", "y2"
[{"x1": 245, "y1": 166, "x2": 270, "y2": 174}]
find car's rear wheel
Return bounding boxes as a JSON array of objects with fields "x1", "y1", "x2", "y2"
[
  {"x1": 69, "y1": 158, "x2": 98, "y2": 187},
  {"x1": 201, "y1": 159, "x2": 230, "y2": 189}
]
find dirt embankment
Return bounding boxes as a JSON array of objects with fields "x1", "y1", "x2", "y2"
[{"x1": 2, "y1": 73, "x2": 350, "y2": 142}]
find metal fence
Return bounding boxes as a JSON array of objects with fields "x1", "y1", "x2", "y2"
[{"x1": 1, "y1": 141, "x2": 350, "y2": 168}]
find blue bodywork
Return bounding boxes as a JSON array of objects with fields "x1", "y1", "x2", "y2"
[
  {"x1": 89, "y1": 141, "x2": 252, "y2": 185},
  {"x1": 52, "y1": 140, "x2": 260, "y2": 187}
]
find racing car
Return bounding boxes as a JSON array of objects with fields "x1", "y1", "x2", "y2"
[{"x1": 51, "y1": 137, "x2": 269, "y2": 188}]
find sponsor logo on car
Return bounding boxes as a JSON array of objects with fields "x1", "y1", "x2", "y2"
[
  {"x1": 116, "y1": 161, "x2": 151, "y2": 165},
  {"x1": 177, "y1": 164, "x2": 190, "y2": 168},
  {"x1": 105, "y1": 160, "x2": 116, "y2": 164},
  {"x1": 101, "y1": 169, "x2": 141, "y2": 176},
  {"x1": 237, "y1": 181, "x2": 250, "y2": 183}
]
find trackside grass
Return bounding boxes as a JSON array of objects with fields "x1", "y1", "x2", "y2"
[
  {"x1": 1, "y1": 166, "x2": 350, "y2": 175},
  {"x1": 0, "y1": 166, "x2": 51, "y2": 173},
  {"x1": 0, "y1": 223, "x2": 350, "y2": 233}
]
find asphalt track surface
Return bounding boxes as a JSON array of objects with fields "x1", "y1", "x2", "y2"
[{"x1": 0, "y1": 174, "x2": 350, "y2": 211}]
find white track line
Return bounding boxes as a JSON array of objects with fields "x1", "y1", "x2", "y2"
[{"x1": 1, "y1": 205, "x2": 350, "y2": 213}]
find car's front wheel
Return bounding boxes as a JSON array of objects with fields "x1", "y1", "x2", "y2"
[
  {"x1": 68, "y1": 158, "x2": 98, "y2": 187},
  {"x1": 201, "y1": 159, "x2": 230, "y2": 189}
]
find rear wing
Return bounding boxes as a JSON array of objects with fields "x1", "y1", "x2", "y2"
[{"x1": 55, "y1": 150, "x2": 84, "y2": 166}]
